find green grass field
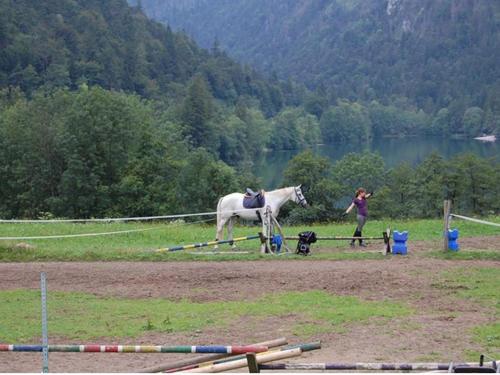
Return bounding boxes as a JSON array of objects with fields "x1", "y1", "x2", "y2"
[
  {"x1": 0, "y1": 217, "x2": 498, "y2": 261},
  {"x1": 439, "y1": 267, "x2": 500, "y2": 357},
  {"x1": 0, "y1": 289, "x2": 410, "y2": 342},
  {"x1": 0, "y1": 219, "x2": 498, "y2": 361},
  {"x1": 1, "y1": 267, "x2": 497, "y2": 359}
]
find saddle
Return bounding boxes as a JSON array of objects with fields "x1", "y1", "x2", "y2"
[{"x1": 243, "y1": 188, "x2": 265, "y2": 209}]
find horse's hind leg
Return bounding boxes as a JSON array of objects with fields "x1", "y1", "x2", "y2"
[
  {"x1": 215, "y1": 216, "x2": 228, "y2": 249},
  {"x1": 261, "y1": 219, "x2": 267, "y2": 254}
]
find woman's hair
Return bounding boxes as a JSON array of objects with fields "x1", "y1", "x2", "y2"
[{"x1": 355, "y1": 187, "x2": 366, "y2": 197}]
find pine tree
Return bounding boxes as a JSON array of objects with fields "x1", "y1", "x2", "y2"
[{"x1": 181, "y1": 75, "x2": 215, "y2": 148}]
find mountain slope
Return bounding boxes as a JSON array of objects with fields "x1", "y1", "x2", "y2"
[
  {"x1": 135, "y1": 0, "x2": 500, "y2": 121},
  {"x1": 0, "y1": 0, "x2": 293, "y2": 114}
]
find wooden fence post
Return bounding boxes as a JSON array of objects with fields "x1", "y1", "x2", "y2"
[{"x1": 246, "y1": 353, "x2": 260, "y2": 373}]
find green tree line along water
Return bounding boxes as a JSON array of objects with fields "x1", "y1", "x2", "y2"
[
  {"x1": 1, "y1": 85, "x2": 498, "y2": 221},
  {"x1": 256, "y1": 136, "x2": 499, "y2": 188}
]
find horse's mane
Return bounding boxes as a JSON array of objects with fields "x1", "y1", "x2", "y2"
[{"x1": 267, "y1": 186, "x2": 294, "y2": 194}]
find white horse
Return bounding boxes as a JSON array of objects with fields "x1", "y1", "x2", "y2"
[{"x1": 215, "y1": 185, "x2": 308, "y2": 252}]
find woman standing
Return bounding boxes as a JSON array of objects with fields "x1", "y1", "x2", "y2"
[{"x1": 343, "y1": 188, "x2": 372, "y2": 247}]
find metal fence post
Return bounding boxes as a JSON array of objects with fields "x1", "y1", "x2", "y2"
[{"x1": 40, "y1": 272, "x2": 49, "y2": 373}]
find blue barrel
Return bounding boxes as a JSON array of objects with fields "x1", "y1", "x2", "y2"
[
  {"x1": 271, "y1": 234, "x2": 282, "y2": 253},
  {"x1": 447, "y1": 228, "x2": 459, "y2": 251},
  {"x1": 392, "y1": 231, "x2": 408, "y2": 255}
]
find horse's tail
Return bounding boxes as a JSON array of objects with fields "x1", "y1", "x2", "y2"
[
  {"x1": 215, "y1": 196, "x2": 223, "y2": 240},
  {"x1": 217, "y1": 196, "x2": 224, "y2": 216}
]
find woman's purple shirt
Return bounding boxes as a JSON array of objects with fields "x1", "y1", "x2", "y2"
[{"x1": 353, "y1": 197, "x2": 368, "y2": 217}]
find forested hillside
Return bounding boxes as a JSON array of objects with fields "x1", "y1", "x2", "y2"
[
  {"x1": 134, "y1": 0, "x2": 500, "y2": 136},
  {"x1": 0, "y1": 0, "x2": 295, "y2": 115},
  {"x1": 0, "y1": 0, "x2": 308, "y2": 218}
]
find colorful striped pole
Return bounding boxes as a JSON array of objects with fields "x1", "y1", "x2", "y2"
[
  {"x1": 136, "y1": 338, "x2": 288, "y2": 373},
  {"x1": 156, "y1": 235, "x2": 260, "y2": 253},
  {"x1": 0, "y1": 344, "x2": 267, "y2": 354}
]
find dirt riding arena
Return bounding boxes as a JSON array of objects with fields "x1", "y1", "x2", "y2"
[{"x1": 0, "y1": 237, "x2": 499, "y2": 372}]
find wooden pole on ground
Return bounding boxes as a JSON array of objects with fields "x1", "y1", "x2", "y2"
[
  {"x1": 166, "y1": 341, "x2": 320, "y2": 372},
  {"x1": 443, "y1": 200, "x2": 451, "y2": 251},
  {"x1": 135, "y1": 337, "x2": 287, "y2": 373},
  {"x1": 258, "y1": 361, "x2": 499, "y2": 371},
  {"x1": 180, "y1": 347, "x2": 302, "y2": 373}
]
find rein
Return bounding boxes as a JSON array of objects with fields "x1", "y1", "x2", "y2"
[{"x1": 294, "y1": 186, "x2": 307, "y2": 207}]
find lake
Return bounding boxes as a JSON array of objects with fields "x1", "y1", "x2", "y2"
[{"x1": 254, "y1": 136, "x2": 500, "y2": 188}]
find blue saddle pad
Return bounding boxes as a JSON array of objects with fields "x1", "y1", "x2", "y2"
[{"x1": 243, "y1": 194, "x2": 265, "y2": 209}]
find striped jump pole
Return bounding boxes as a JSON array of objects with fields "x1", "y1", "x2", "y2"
[
  {"x1": 156, "y1": 235, "x2": 260, "y2": 253},
  {"x1": 258, "y1": 360, "x2": 499, "y2": 371},
  {"x1": 0, "y1": 344, "x2": 267, "y2": 354},
  {"x1": 285, "y1": 235, "x2": 387, "y2": 241},
  {"x1": 136, "y1": 338, "x2": 288, "y2": 373},
  {"x1": 286, "y1": 228, "x2": 392, "y2": 254}
]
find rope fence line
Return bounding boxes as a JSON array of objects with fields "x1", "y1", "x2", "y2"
[
  {"x1": 0, "y1": 227, "x2": 162, "y2": 240},
  {"x1": 450, "y1": 213, "x2": 500, "y2": 228},
  {"x1": 0, "y1": 218, "x2": 215, "y2": 241},
  {"x1": 444, "y1": 200, "x2": 500, "y2": 251},
  {"x1": 0, "y1": 208, "x2": 262, "y2": 224}
]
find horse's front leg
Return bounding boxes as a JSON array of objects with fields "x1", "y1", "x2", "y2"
[
  {"x1": 215, "y1": 217, "x2": 227, "y2": 250},
  {"x1": 260, "y1": 212, "x2": 267, "y2": 254}
]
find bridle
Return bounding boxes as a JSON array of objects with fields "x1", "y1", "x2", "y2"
[{"x1": 294, "y1": 186, "x2": 308, "y2": 207}]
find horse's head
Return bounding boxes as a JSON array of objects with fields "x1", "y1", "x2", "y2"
[{"x1": 293, "y1": 185, "x2": 308, "y2": 208}]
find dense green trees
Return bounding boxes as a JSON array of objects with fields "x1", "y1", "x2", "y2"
[
  {"x1": 320, "y1": 101, "x2": 371, "y2": 143},
  {"x1": 281, "y1": 151, "x2": 500, "y2": 223},
  {"x1": 316, "y1": 99, "x2": 431, "y2": 142},
  {"x1": 269, "y1": 108, "x2": 321, "y2": 150},
  {"x1": 0, "y1": 87, "x2": 249, "y2": 218},
  {"x1": 0, "y1": 0, "x2": 294, "y2": 115},
  {"x1": 462, "y1": 107, "x2": 485, "y2": 137},
  {"x1": 1, "y1": 85, "x2": 497, "y2": 220}
]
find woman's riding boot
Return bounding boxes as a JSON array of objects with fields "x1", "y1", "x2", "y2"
[
  {"x1": 351, "y1": 229, "x2": 361, "y2": 247},
  {"x1": 359, "y1": 232, "x2": 368, "y2": 247}
]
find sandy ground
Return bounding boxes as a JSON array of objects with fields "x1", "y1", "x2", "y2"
[{"x1": 0, "y1": 236, "x2": 498, "y2": 372}]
